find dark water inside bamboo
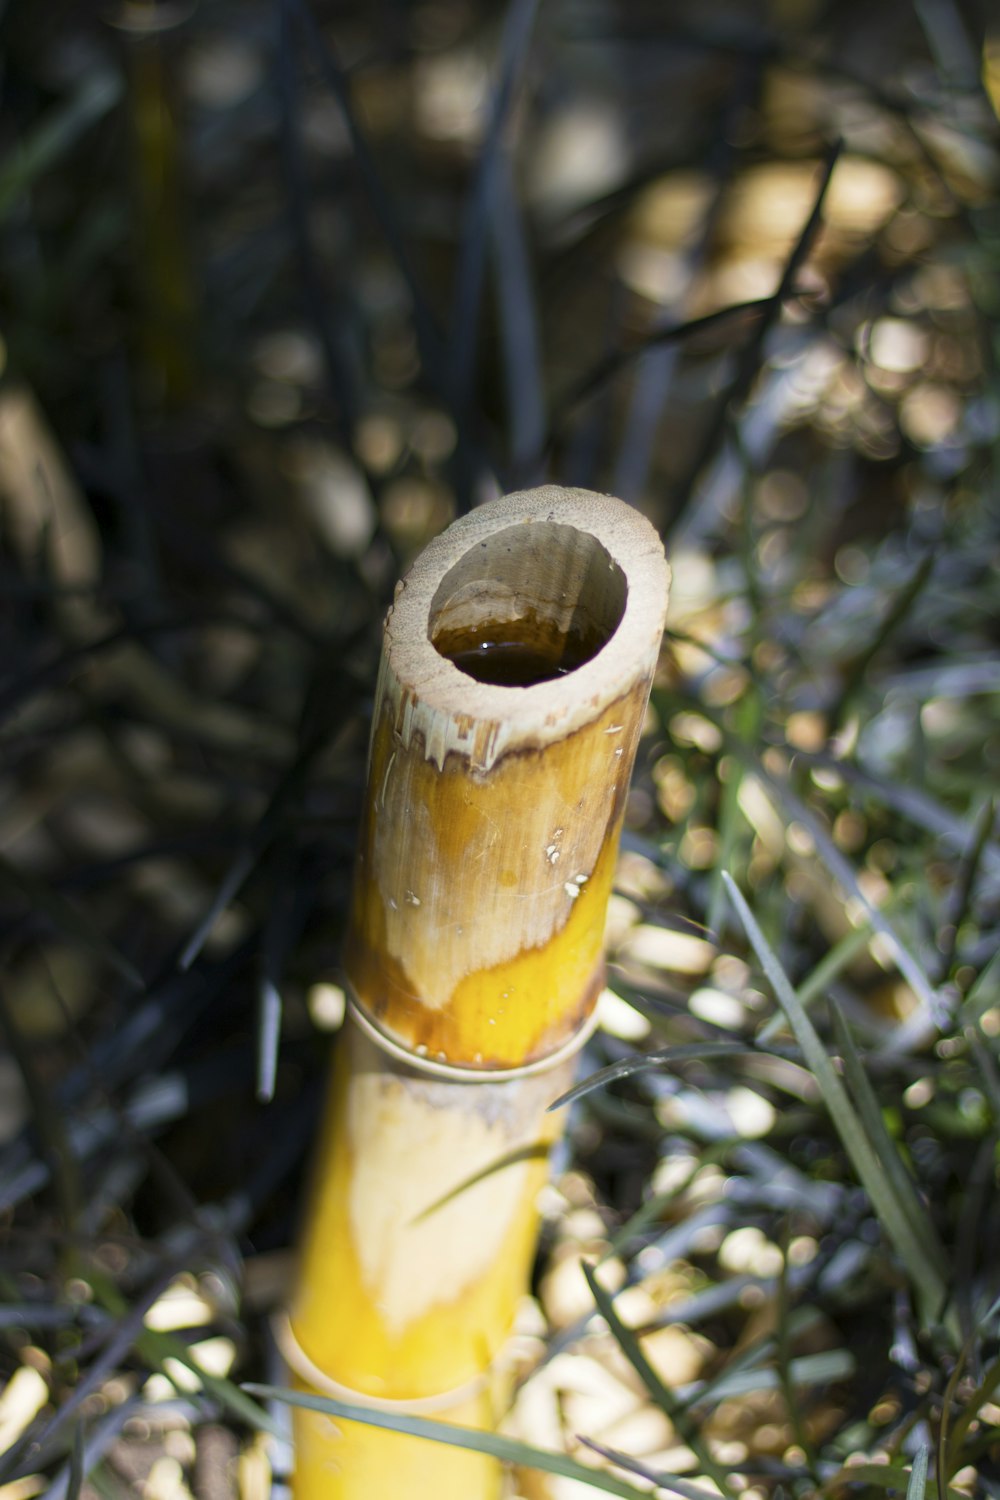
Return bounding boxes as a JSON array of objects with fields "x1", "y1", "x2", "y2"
[{"x1": 438, "y1": 630, "x2": 599, "y2": 686}]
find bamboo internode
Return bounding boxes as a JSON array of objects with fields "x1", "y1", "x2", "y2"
[
  {"x1": 345, "y1": 488, "x2": 669, "y2": 1069},
  {"x1": 289, "y1": 487, "x2": 669, "y2": 1498}
]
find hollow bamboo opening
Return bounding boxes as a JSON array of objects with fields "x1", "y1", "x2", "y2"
[{"x1": 428, "y1": 521, "x2": 627, "y2": 686}]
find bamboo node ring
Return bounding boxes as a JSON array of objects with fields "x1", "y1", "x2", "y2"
[
  {"x1": 345, "y1": 990, "x2": 600, "y2": 1082},
  {"x1": 274, "y1": 1313, "x2": 493, "y2": 1415}
]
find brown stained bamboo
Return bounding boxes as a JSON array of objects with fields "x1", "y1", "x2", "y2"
[
  {"x1": 345, "y1": 488, "x2": 669, "y2": 1068},
  {"x1": 287, "y1": 487, "x2": 669, "y2": 1499}
]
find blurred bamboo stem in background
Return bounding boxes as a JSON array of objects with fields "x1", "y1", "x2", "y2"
[
  {"x1": 124, "y1": 4, "x2": 197, "y2": 407},
  {"x1": 285, "y1": 487, "x2": 669, "y2": 1498}
]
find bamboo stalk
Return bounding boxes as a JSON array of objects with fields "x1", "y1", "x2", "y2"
[
  {"x1": 287, "y1": 486, "x2": 669, "y2": 1498},
  {"x1": 120, "y1": 5, "x2": 197, "y2": 407}
]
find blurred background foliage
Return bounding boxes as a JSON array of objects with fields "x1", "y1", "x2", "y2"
[{"x1": 0, "y1": 0, "x2": 999, "y2": 1497}]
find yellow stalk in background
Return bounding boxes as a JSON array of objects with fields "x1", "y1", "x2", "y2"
[
  {"x1": 286, "y1": 487, "x2": 669, "y2": 1498},
  {"x1": 122, "y1": 4, "x2": 197, "y2": 407}
]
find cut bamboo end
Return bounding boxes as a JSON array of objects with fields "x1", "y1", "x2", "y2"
[{"x1": 344, "y1": 486, "x2": 670, "y2": 1070}]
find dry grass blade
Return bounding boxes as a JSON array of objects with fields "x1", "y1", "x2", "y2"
[{"x1": 256, "y1": 977, "x2": 282, "y2": 1104}]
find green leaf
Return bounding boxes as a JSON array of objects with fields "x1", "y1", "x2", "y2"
[
  {"x1": 831, "y1": 549, "x2": 936, "y2": 731},
  {"x1": 549, "y1": 1044, "x2": 755, "y2": 1112},
  {"x1": 84, "y1": 1265, "x2": 282, "y2": 1440},
  {"x1": 729, "y1": 764, "x2": 940, "y2": 1038},
  {"x1": 412, "y1": 1142, "x2": 551, "y2": 1222},
  {"x1": 66, "y1": 1420, "x2": 86, "y2": 1500},
  {"x1": 243, "y1": 1383, "x2": 652, "y2": 1499},
  {"x1": 707, "y1": 689, "x2": 761, "y2": 938},
  {"x1": 822, "y1": 1459, "x2": 968, "y2": 1499},
  {"x1": 685, "y1": 1349, "x2": 854, "y2": 1402},
  {"x1": 601, "y1": 1152, "x2": 712, "y2": 1263},
  {"x1": 906, "y1": 1448, "x2": 929, "y2": 1500},
  {"x1": 142, "y1": 1328, "x2": 284, "y2": 1437},
  {"x1": 829, "y1": 1000, "x2": 950, "y2": 1284},
  {"x1": 961, "y1": 948, "x2": 1000, "y2": 1024},
  {"x1": 757, "y1": 917, "x2": 881, "y2": 1045},
  {"x1": 577, "y1": 1436, "x2": 722, "y2": 1500},
  {"x1": 721, "y1": 872, "x2": 951, "y2": 1333},
  {"x1": 0, "y1": 73, "x2": 122, "y2": 222},
  {"x1": 581, "y1": 1264, "x2": 737, "y2": 1500},
  {"x1": 964, "y1": 1023, "x2": 1000, "y2": 1123},
  {"x1": 944, "y1": 1351, "x2": 1000, "y2": 1455}
]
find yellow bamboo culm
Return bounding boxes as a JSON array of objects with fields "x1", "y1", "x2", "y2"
[{"x1": 287, "y1": 487, "x2": 669, "y2": 1498}]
